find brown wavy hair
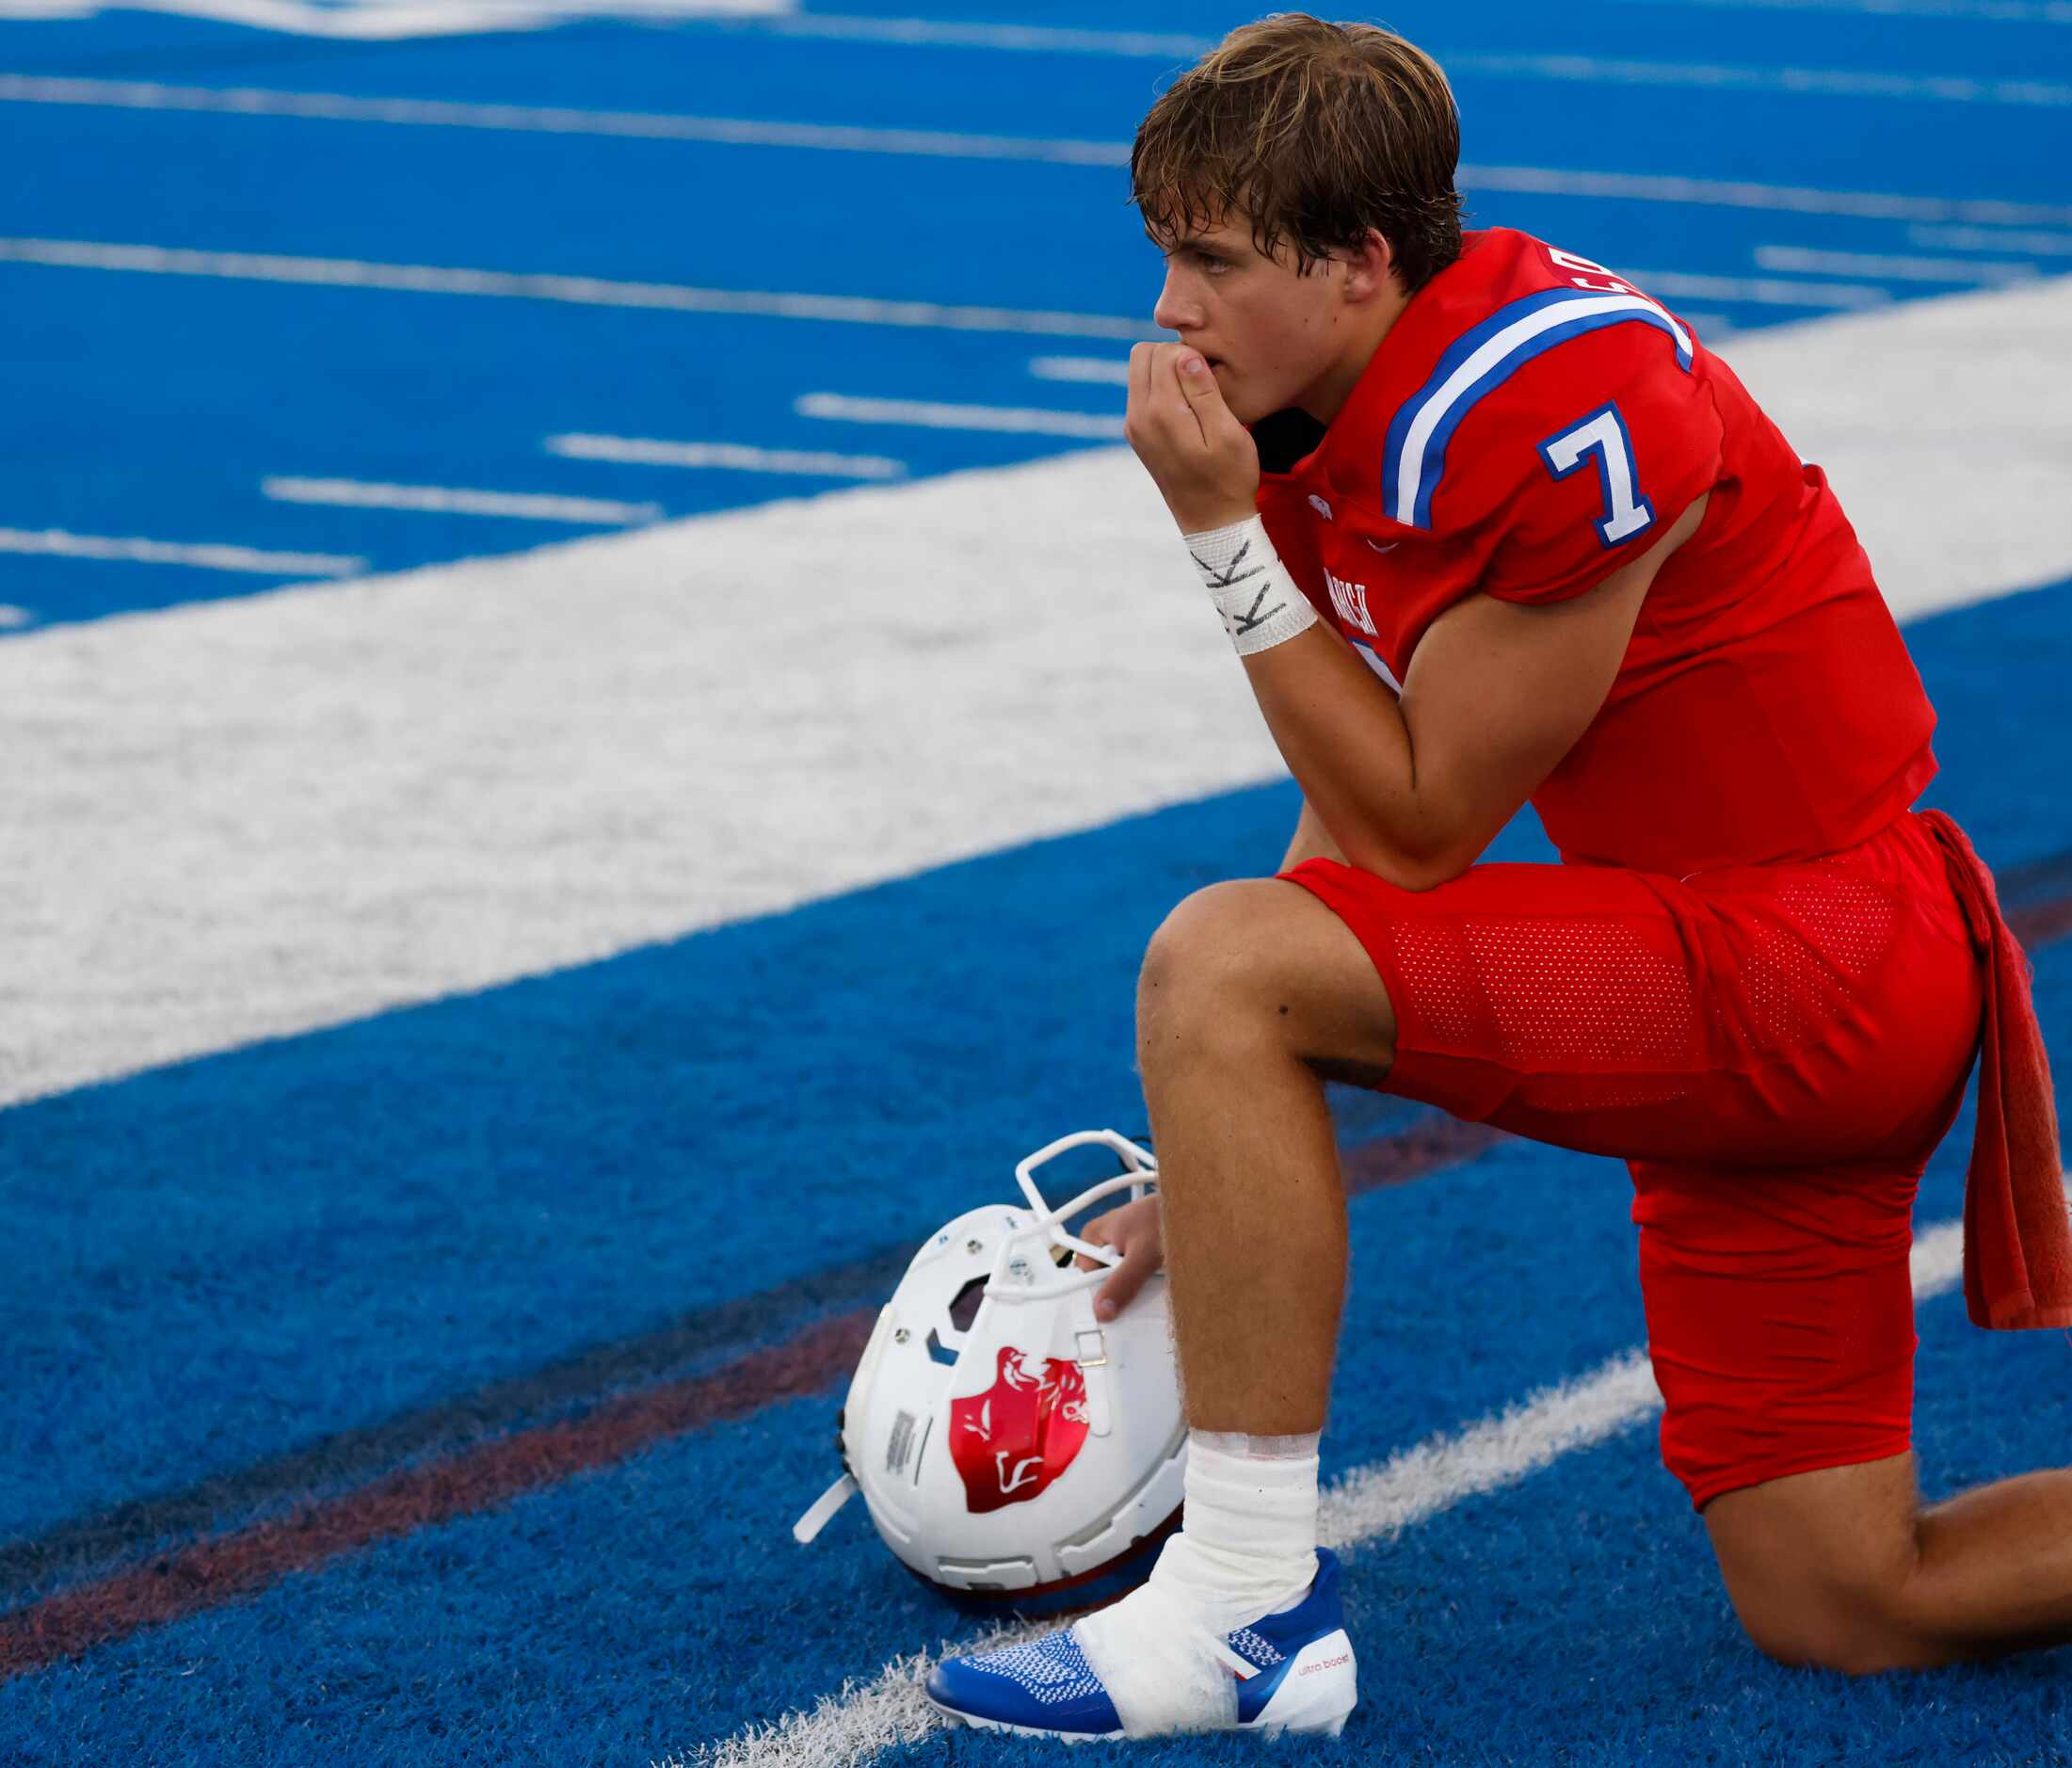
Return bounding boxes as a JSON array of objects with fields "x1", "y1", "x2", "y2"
[{"x1": 1132, "y1": 13, "x2": 1465, "y2": 290}]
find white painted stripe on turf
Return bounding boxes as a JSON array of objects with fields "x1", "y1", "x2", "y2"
[
  {"x1": 262, "y1": 476, "x2": 663, "y2": 524},
  {"x1": 1612, "y1": 0, "x2": 2072, "y2": 18},
  {"x1": 749, "y1": 16, "x2": 2072, "y2": 103},
  {"x1": 0, "y1": 0, "x2": 791, "y2": 38},
  {"x1": 546, "y1": 434, "x2": 906, "y2": 480},
  {"x1": 753, "y1": 11, "x2": 1216, "y2": 55},
  {"x1": 1, "y1": 278, "x2": 2068, "y2": 1110},
  {"x1": 672, "y1": 1204, "x2": 1996, "y2": 1768},
  {"x1": 659, "y1": 1628, "x2": 1040, "y2": 1768},
  {"x1": 1620, "y1": 268, "x2": 1889, "y2": 308},
  {"x1": 1321, "y1": 1211, "x2": 1971, "y2": 1550},
  {"x1": 1755, "y1": 244, "x2": 2039, "y2": 283},
  {"x1": 1910, "y1": 223, "x2": 2072, "y2": 256},
  {"x1": 2, "y1": 96, "x2": 2064, "y2": 231},
  {"x1": 0, "y1": 604, "x2": 34, "y2": 627},
  {"x1": 0, "y1": 239, "x2": 1158, "y2": 342},
  {"x1": 1727, "y1": 277, "x2": 2072, "y2": 622},
  {"x1": 0, "y1": 77, "x2": 1132, "y2": 167},
  {"x1": 1449, "y1": 53, "x2": 2072, "y2": 105},
  {"x1": 1459, "y1": 165, "x2": 2072, "y2": 231},
  {"x1": 1028, "y1": 355, "x2": 1133, "y2": 385},
  {"x1": 0, "y1": 526, "x2": 365, "y2": 575},
  {"x1": 795, "y1": 394, "x2": 1127, "y2": 439}
]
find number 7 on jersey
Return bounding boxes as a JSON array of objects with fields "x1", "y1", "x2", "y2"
[{"x1": 1539, "y1": 402, "x2": 1655, "y2": 548}]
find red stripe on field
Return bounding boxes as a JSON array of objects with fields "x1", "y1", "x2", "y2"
[
  {"x1": 2008, "y1": 896, "x2": 2072, "y2": 951},
  {"x1": 1344, "y1": 1115, "x2": 1507, "y2": 1191},
  {"x1": 0, "y1": 1109, "x2": 1501, "y2": 1677},
  {"x1": 0, "y1": 1308, "x2": 875, "y2": 1681}
]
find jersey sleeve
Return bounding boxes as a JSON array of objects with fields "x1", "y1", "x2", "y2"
[
  {"x1": 1426, "y1": 321, "x2": 1724, "y2": 607},
  {"x1": 1257, "y1": 485, "x2": 1335, "y2": 621}
]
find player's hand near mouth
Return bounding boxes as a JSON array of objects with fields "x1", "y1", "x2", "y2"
[{"x1": 1123, "y1": 341, "x2": 1261, "y2": 536}]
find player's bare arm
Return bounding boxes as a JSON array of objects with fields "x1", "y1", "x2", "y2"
[
  {"x1": 1278, "y1": 796, "x2": 1345, "y2": 871},
  {"x1": 1127, "y1": 338, "x2": 1704, "y2": 889}
]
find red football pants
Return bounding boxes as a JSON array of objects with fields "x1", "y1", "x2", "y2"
[{"x1": 1287, "y1": 810, "x2": 1985, "y2": 1508}]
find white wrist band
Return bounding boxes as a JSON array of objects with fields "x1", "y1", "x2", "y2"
[{"x1": 1182, "y1": 516, "x2": 1319, "y2": 656}]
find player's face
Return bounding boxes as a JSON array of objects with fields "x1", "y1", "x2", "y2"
[{"x1": 1149, "y1": 218, "x2": 1359, "y2": 426}]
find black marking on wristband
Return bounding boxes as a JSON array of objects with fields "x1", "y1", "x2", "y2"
[
  {"x1": 1190, "y1": 538, "x2": 1265, "y2": 590},
  {"x1": 1229, "y1": 587, "x2": 1286, "y2": 635}
]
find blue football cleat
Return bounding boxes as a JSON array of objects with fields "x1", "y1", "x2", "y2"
[{"x1": 925, "y1": 1548, "x2": 1357, "y2": 1740}]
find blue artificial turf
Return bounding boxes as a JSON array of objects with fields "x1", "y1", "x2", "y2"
[
  {"x1": 3, "y1": 0, "x2": 2064, "y2": 629},
  {"x1": 4, "y1": 575, "x2": 2070, "y2": 1763},
  {"x1": 3, "y1": 5, "x2": 2069, "y2": 1761}
]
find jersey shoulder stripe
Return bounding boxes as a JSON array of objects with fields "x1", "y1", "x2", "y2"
[{"x1": 1380, "y1": 285, "x2": 1695, "y2": 531}]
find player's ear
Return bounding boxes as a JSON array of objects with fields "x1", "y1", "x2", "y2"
[{"x1": 1341, "y1": 228, "x2": 1397, "y2": 304}]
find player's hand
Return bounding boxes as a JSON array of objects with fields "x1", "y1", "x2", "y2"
[
  {"x1": 1124, "y1": 342, "x2": 1261, "y2": 536},
  {"x1": 1074, "y1": 1194, "x2": 1164, "y2": 1322}
]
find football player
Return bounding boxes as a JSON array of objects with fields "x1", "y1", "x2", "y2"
[{"x1": 925, "y1": 11, "x2": 2072, "y2": 1742}]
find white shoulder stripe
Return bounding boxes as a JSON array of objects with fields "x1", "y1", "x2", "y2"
[{"x1": 1389, "y1": 294, "x2": 1694, "y2": 529}]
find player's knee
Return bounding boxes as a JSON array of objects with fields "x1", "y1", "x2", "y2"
[
  {"x1": 1137, "y1": 882, "x2": 1302, "y2": 1063},
  {"x1": 1725, "y1": 1548, "x2": 1941, "y2": 1674},
  {"x1": 1733, "y1": 1599, "x2": 1930, "y2": 1676}
]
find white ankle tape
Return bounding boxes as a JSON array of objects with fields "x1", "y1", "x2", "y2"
[
  {"x1": 1188, "y1": 1428, "x2": 1324, "y2": 1460},
  {"x1": 1169, "y1": 1434, "x2": 1321, "y2": 1615},
  {"x1": 1073, "y1": 1577, "x2": 1245, "y2": 1735},
  {"x1": 1072, "y1": 1434, "x2": 1323, "y2": 1735},
  {"x1": 1182, "y1": 517, "x2": 1319, "y2": 657}
]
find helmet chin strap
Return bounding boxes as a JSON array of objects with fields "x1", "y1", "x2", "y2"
[{"x1": 791, "y1": 1472, "x2": 859, "y2": 1545}]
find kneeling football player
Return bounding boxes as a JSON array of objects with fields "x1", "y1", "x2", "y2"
[{"x1": 926, "y1": 12, "x2": 2072, "y2": 1742}]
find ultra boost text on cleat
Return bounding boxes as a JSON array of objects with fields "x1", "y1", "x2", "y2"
[{"x1": 925, "y1": 1547, "x2": 1358, "y2": 1740}]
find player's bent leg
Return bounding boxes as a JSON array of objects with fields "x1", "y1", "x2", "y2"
[
  {"x1": 1707, "y1": 1455, "x2": 2072, "y2": 1673},
  {"x1": 1138, "y1": 876, "x2": 1400, "y2": 1087},
  {"x1": 929, "y1": 881, "x2": 1385, "y2": 1741},
  {"x1": 1135, "y1": 878, "x2": 1399, "y2": 1433}
]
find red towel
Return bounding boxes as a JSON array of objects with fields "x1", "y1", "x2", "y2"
[{"x1": 1919, "y1": 810, "x2": 2072, "y2": 1330}]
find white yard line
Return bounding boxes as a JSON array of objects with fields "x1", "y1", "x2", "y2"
[
  {"x1": 1620, "y1": 267, "x2": 1888, "y2": 307},
  {"x1": 1755, "y1": 244, "x2": 2039, "y2": 282},
  {"x1": 2, "y1": 279, "x2": 2068, "y2": 1111},
  {"x1": 752, "y1": 13, "x2": 2072, "y2": 103},
  {"x1": 0, "y1": 0, "x2": 791, "y2": 37},
  {"x1": 0, "y1": 76, "x2": 1130, "y2": 166},
  {"x1": 759, "y1": 8, "x2": 2072, "y2": 56},
  {"x1": 9, "y1": 78, "x2": 2072, "y2": 232},
  {"x1": 670, "y1": 1212, "x2": 1985, "y2": 1768},
  {"x1": 547, "y1": 434, "x2": 906, "y2": 479},
  {"x1": 1029, "y1": 355, "x2": 1132, "y2": 385},
  {"x1": 1458, "y1": 165, "x2": 2072, "y2": 231},
  {"x1": 8, "y1": 79, "x2": 2069, "y2": 229},
  {"x1": 795, "y1": 394, "x2": 1125, "y2": 439},
  {"x1": 0, "y1": 239, "x2": 1156, "y2": 341},
  {"x1": 262, "y1": 476, "x2": 661, "y2": 524},
  {"x1": 0, "y1": 525, "x2": 365, "y2": 575},
  {"x1": 1609, "y1": 0, "x2": 2071, "y2": 20},
  {"x1": 1450, "y1": 53, "x2": 2072, "y2": 105},
  {"x1": 1910, "y1": 223, "x2": 2072, "y2": 256},
  {"x1": 758, "y1": 12, "x2": 1214, "y2": 56}
]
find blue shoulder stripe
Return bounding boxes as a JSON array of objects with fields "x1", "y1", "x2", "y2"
[{"x1": 1381, "y1": 287, "x2": 1695, "y2": 531}]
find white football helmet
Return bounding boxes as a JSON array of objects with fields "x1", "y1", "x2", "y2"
[{"x1": 793, "y1": 1130, "x2": 1185, "y2": 1612}]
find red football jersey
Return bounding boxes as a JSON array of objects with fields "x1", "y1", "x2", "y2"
[{"x1": 1254, "y1": 227, "x2": 1936, "y2": 876}]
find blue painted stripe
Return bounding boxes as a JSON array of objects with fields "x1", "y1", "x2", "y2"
[{"x1": 1382, "y1": 287, "x2": 1695, "y2": 529}]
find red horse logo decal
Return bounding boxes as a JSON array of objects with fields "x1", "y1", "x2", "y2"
[{"x1": 948, "y1": 1347, "x2": 1091, "y2": 1513}]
